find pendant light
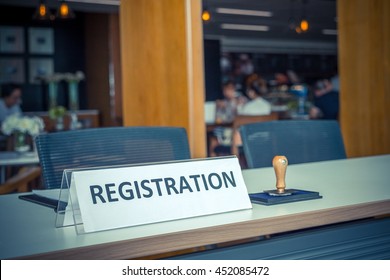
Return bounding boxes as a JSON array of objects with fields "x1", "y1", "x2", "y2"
[
  {"x1": 299, "y1": 0, "x2": 309, "y2": 32},
  {"x1": 202, "y1": 0, "x2": 211, "y2": 22},
  {"x1": 202, "y1": 9, "x2": 211, "y2": 22},
  {"x1": 56, "y1": 0, "x2": 75, "y2": 20},
  {"x1": 33, "y1": 0, "x2": 54, "y2": 21}
]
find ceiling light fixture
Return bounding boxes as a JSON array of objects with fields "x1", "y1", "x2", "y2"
[
  {"x1": 32, "y1": 0, "x2": 54, "y2": 21},
  {"x1": 216, "y1": 8, "x2": 272, "y2": 17},
  {"x1": 33, "y1": 0, "x2": 76, "y2": 21},
  {"x1": 221, "y1": 24, "x2": 269, "y2": 32},
  {"x1": 202, "y1": 0, "x2": 211, "y2": 22},
  {"x1": 299, "y1": 0, "x2": 309, "y2": 32},
  {"x1": 202, "y1": 8, "x2": 211, "y2": 22},
  {"x1": 56, "y1": 0, "x2": 75, "y2": 20},
  {"x1": 300, "y1": 19, "x2": 309, "y2": 31}
]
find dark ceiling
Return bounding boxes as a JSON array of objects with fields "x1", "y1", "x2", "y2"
[
  {"x1": 0, "y1": 0, "x2": 338, "y2": 53},
  {"x1": 203, "y1": 0, "x2": 337, "y2": 42},
  {"x1": 203, "y1": 0, "x2": 338, "y2": 54}
]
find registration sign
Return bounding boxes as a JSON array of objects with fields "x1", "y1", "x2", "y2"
[{"x1": 69, "y1": 157, "x2": 252, "y2": 233}]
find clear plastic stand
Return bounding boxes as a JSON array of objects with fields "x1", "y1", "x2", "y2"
[
  {"x1": 55, "y1": 169, "x2": 83, "y2": 230},
  {"x1": 55, "y1": 165, "x2": 107, "y2": 234},
  {"x1": 54, "y1": 169, "x2": 70, "y2": 228}
]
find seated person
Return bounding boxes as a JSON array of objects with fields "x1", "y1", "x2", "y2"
[
  {"x1": 209, "y1": 80, "x2": 246, "y2": 157},
  {"x1": 213, "y1": 84, "x2": 272, "y2": 159},
  {"x1": 310, "y1": 78, "x2": 339, "y2": 120},
  {"x1": 0, "y1": 83, "x2": 22, "y2": 124},
  {"x1": 238, "y1": 84, "x2": 272, "y2": 116},
  {"x1": 215, "y1": 80, "x2": 247, "y2": 123},
  {"x1": 0, "y1": 83, "x2": 22, "y2": 150}
]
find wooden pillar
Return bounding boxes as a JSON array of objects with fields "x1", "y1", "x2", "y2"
[
  {"x1": 120, "y1": 0, "x2": 206, "y2": 158},
  {"x1": 338, "y1": 0, "x2": 390, "y2": 157},
  {"x1": 85, "y1": 13, "x2": 111, "y2": 127},
  {"x1": 108, "y1": 13, "x2": 123, "y2": 126}
]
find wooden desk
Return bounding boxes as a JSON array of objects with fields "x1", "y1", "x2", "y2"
[
  {"x1": 0, "y1": 155, "x2": 389, "y2": 259},
  {"x1": 0, "y1": 152, "x2": 39, "y2": 183}
]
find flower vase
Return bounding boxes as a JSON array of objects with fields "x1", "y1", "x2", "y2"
[
  {"x1": 68, "y1": 81, "x2": 79, "y2": 111},
  {"x1": 14, "y1": 131, "x2": 30, "y2": 153},
  {"x1": 48, "y1": 81, "x2": 58, "y2": 111},
  {"x1": 69, "y1": 112, "x2": 79, "y2": 130},
  {"x1": 55, "y1": 117, "x2": 64, "y2": 131}
]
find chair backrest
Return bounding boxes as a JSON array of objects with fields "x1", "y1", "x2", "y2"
[
  {"x1": 231, "y1": 113, "x2": 279, "y2": 156},
  {"x1": 240, "y1": 120, "x2": 346, "y2": 168},
  {"x1": 232, "y1": 113, "x2": 279, "y2": 130},
  {"x1": 35, "y1": 126, "x2": 191, "y2": 189}
]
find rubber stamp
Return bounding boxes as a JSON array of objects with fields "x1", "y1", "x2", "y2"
[{"x1": 249, "y1": 155, "x2": 322, "y2": 205}]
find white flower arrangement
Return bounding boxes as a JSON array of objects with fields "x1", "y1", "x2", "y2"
[{"x1": 1, "y1": 114, "x2": 45, "y2": 136}]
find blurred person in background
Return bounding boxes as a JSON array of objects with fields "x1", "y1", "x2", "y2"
[
  {"x1": 310, "y1": 76, "x2": 339, "y2": 120},
  {"x1": 0, "y1": 83, "x2": 22, "y2": 124},
  {"x1": 209, "y1": 80, "x2": 247, "y2": 157},
  {"x1": 238, "y1": 74, "x2": 271, "y2": 116},
  {"x1": 215, "y1": 80, "x2": 247, "y2": 123}
]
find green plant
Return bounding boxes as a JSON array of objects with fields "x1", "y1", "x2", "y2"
[{"x1": 49, "y1": 106, "x2": 67, "y2": 120}]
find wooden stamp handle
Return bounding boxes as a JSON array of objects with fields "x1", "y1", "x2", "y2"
[{"x1": 273, "y1": 155, "x2": 288, "y2": 194}]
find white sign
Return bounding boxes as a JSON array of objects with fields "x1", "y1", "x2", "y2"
[{"x1": 70, "y1": 157, "x2": 252, "y2": 233}]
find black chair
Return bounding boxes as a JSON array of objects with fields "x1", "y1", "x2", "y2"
[
  {"x1": 240, "y1": 120, "x2": 346, "y2": 168},
  {"x1": 35, "y1": 127, "x2": 191, "y2": 189}
]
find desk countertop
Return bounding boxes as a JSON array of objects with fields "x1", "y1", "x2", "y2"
[
  {"x1": 0, "y1": 155, "x2": 389, "y2": 259},
  {"x1": 0, "y1": 151, "x2": 39, "y2": 166}
]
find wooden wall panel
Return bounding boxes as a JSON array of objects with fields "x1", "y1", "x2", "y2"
[
  {"x1": 109, "y1": 13, "x2": 123, "y2": 126},
  {"x1": 338, "y1": 0, "x2": 390, "y2": 157},
  {"x1": 120, "y1": 0, "x2": 206, "y2": 158},
  {"x1": 85, "y1": 14, "x2": 111, "y2": 127},
  {"x1": 187, "y1": 0, "x2": 207, "y2": 158}
]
